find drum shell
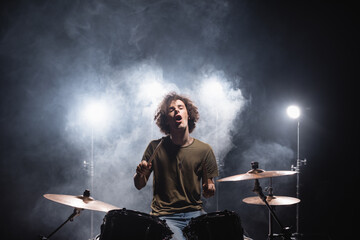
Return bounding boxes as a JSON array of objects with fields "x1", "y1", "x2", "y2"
[
  {"x1": 183, "y1": 210, "x2": 244, "y2": 240},
  {"x1": 100, "y1": 208, "x2": 172, "y2": 240}
]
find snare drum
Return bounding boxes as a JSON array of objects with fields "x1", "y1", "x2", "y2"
[
  {"x1": 183, "y1": 210, "x2": 244, "y2": 240},
  {"x1": 99, "y1": 208, "x2": 173, "y2": 240}
]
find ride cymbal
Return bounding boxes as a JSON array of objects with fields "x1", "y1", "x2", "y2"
[
  {"x1": 217, "y1": 169, "x2": 296, "y2": 182},
  {"x1": 44, "y1": 193, "x2": 119, "y2": 212},
  {"x1": 243, "y1": 195, "x2": 300, "y2": 206}
]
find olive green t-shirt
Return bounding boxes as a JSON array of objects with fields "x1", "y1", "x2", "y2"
[{"x1": 141, "y1": 136, "x2": 218, "y2": 216}]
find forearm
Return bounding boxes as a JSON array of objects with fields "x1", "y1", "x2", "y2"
[
  {"x1": 133, "y1": 173, "x2": 148, "y2": 190},
  {"x1": 202, "y1": 178, "x2": 216, "y2": 198}
]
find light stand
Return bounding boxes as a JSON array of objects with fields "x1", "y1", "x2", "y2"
[
  {"x1": 90, "y1": 126, "x2": 94, "y2": 239},
  {"x1": 287, "y1": 106, "x2": 307, "y2": 238},
  {"x1": 82, "y1": 127, "x2": 95, "y2": 239},
  {"x1": 82, "y1": 100, "x2": 109, "y2": 239}
]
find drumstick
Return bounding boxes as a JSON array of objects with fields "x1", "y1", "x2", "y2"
[{"x1": 147, "y1": 137, "x2": 164, "y2": 165}]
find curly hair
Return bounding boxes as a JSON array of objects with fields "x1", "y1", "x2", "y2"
[{"x1": 154, "y1": 92, "x2": 199, "y2": 134}]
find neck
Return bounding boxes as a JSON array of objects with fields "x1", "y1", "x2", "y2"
[{"x1": 170, "y1": 129, "x2": 193, "y2": 147}]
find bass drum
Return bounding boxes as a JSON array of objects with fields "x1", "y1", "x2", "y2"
[
  {"x1": 99, "y1": 208, "x2": 173, "y2": 240},
  {"x1": 183, "y1": 210, "x2": 244, "y2": 240}
]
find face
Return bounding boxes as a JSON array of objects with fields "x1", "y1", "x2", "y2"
[{"x1": 166, "y1": 99, "x2": 189, "y2": 133}]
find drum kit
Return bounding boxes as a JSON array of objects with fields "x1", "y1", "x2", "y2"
[{"x1": 40, "y1": 162, "x2": 299, "y2": 240}]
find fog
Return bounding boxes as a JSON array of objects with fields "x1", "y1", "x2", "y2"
[{"x1": 1, "y1": 0, "x2": 354, "y2": 239}]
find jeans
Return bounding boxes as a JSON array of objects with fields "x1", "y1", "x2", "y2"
[{"x1": 159, "y1": 210, "x2": 205, "y2": 240}]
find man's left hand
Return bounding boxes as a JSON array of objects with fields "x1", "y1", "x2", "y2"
[{"x1": 202, "y1": 181, "x2": 215, "y2": 198}]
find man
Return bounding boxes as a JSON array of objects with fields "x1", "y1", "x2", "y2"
[{"x1": 134, "y1": 92, "x2": 218, "y2": 240}]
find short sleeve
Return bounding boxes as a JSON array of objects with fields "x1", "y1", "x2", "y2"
[
  {"x1": 141, "y1": 142, "x2": 154, "y2": 162},
  {"x1": 205, "y1": 147, "x2": 219, "y2": 179}
]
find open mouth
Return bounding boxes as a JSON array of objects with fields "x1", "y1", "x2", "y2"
[{"x1": 175, "y1": 115, "x2": 182, "y2": 122}]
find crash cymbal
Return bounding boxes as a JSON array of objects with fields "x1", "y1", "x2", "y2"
[
  {"x1": 217, "y1": 169, "x2": 296, "y2": 182},
  {"x1": 243, "y1": 195, "x2": 300, "y2": 206},
  {"x1": 44, "y1": 193, "x2": 119, "y2": 212}
]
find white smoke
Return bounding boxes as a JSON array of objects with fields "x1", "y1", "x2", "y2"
[
  {"x1": 64, "y1": 60, "x2": 246, "y2": 212},
  {"x1": 191, "y1": 66, "x2": 246, "y2": 167},
  {"x1": 12, "y1": 0, "x2": 248, "y2": 238},
  {"x1": 242, "y1": 140, "x2": 294, "y2": 170}
]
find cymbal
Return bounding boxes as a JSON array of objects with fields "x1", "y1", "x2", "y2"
[
  {"x1": 44, "y1": 194, "x2": 119, "y2": 212},
  {"x1": 217, "y1": 169, "x2": 296, "y2": 182},
  {"x1": 243, "y1": 195, "x2": 300, "y2": 206}
]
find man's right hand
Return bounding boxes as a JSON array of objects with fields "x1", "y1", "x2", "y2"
[
  {"x1": 134, "y1": 160, "x2": 152, "y2": 190},
  {"x1": 136, "y1": 160, "x2": 152, "y2": 176}
]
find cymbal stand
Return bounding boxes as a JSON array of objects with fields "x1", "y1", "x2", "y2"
[
  {"x1": 253, "y1": 179, "x2": 291, "y2": 240},
  {"x1": 40, "y1": 208, "x2": 82, "y2": 239},
  {"x1": 265, "y1": 178, "x2": 275, "y2": 239}
]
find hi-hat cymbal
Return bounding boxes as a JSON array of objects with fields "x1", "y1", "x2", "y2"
[
  {"x1": 243, "y1": 195, "x2": 300, "y2": 206},
  {"x1": 217, "y1": 169, "x2": 296, "y2": 182},
  {"x1": 44, "y1": 194, "x2": 119, "y2": 212}
]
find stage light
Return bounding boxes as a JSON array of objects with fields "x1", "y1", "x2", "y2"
[
  {"x1": 82, "y1": 100, "x2": 109, "y2": 127},
  {"x1": 198, "y1": 77, "x2": 225, "y2": 109},
  {"x1": 286, "y1": 105, "x2": 301, "y2": 119},
  {"x1": 204, "y1": 79, "x2": 224, "y2": 96}
]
